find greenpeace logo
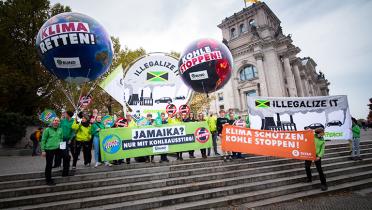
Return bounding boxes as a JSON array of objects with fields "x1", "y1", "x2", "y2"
[
  {"x1": 190, "y1": 70, "x2": 208, "y2": 80},
  {"x1": 54, "y1": 57, "x2": 81, "y2": 68}
]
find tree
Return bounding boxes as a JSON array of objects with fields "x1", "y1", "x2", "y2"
[
  {"x1": 0, "y1": 0, "x2": 71, "y2": 115},
  {"x1": 87, "y1": 37, "x2": 146, "y2": 115}
]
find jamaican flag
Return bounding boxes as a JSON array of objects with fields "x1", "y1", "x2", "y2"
[
  {"x1": 255, "y1": 99, "x2": 270, "y2": 108},
  {"x1": 146, "y1": 71, "x2": 168, "y2": 82}
]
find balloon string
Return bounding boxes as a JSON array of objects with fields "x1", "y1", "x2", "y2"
[{"x1": 201, "y1": 81, "x2": 209, "y2": 98}]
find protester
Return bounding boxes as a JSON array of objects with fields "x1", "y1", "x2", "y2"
[
  {"x1": 114, "y1": 116, "x2": 130, "y2": 164},
  {"x1": 169, "y1": 113, "x2": 183, "y2": 160},
  {"x1": 92, "y1": 115, "x2": 112, "y2": 167},
  {"x1": 217, "y1": 110, "x2": 231, "y2": 161},
  {"x1": 159, "y1": 112, "x2": 170, "y2": 163},
  {"x1": 304, "y1": 127, "x2": 328, "y2": 191},
  {"x1": 227, "y1": 113, "x2": 243, "y2": 159},
  {"x1": 54, "y1": 111, "x2": 73, "y2": 168},
  {"x1": 71, "y1": 114, "x2": 92, "y2": 169},
  {"x1": 145, "y1": 113, "x2": 155, "y2": 163},
  {"x1": 30, "y1": 127, "x2": 43, "y2": 156},
  {"x1": 187, "y1": 112, "x2": 196, "y2": 158},
  {"x1": 198, "y1": 113, "x2": 208, "y2": 158},
  {"x1": 207, "y1": 113, "x2": 219, "y2": 156},
  {"x1": 41, "y1": 117, "x2": 63, "y2": 186},
  {"x1": 351, "y1": 117, "x2": 362, "y2": 161}
]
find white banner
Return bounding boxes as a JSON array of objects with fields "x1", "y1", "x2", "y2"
[
  {"x1": 99, "y1": 64, "x2": 124, "y2": 106},
  {"x1": 123, "y1": 53, "x2": 192, "y2": 114},
  {"x1": 247, "y1": 95, "x2": 352, "y2": 140}
]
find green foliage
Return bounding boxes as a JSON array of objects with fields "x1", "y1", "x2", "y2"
[
  {"x1": 0, "y1": 0, "x2": 71, "y2": 116},
  {"x1": 0, "y1": 113, "x2": 34, "y2": 146}
]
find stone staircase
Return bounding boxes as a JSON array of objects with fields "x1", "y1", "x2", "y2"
[{"x1": 0, "y1": 141, "x2": 371, "y2": 210}]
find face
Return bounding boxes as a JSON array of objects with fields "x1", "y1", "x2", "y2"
[
  {"x1": 82, "y1": 117, "x2": 87, "y2": 123},
  {"x1": 198, "y1": 113, "x2": 204, "y2": 120},
  {"x1": 52, "y1": 117, "x2": 60, "y2": 128},
  {"x1": 161, "y1": 114, "x2": 165, "y2": 119},
  {"x1": 96, "y1": 116, "x2": 102, "y2": 122},
  {"x1": 147, "y1": 115, "x2": 152, "y2": 120},
  {"x1": 219, "y1": 111, "x2": 225, "y2": 117},
  {"x1": 93, "y1": 109, "x2": 98, "y2": 114},
  {"x1": 229, "y1": 114, "x2": 234, "y2": 120}
]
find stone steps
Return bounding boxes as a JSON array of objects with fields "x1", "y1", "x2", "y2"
[{"x1": 0, "y1": 141, "x2": 370, "y2": 209}]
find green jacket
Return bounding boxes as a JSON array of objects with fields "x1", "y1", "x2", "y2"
[
  {"x1": 60, "y1": 118, "x2": 74, "y2": 140},
  {"x1": 207, "y1": 116, "x2": 217, "y2": 132},
  {"x1": 71, "y1": 120, "x2": 92, "y2": 141},
  {"x1": 314, "y1": 134, "x2": 325, "y2": 158},
  {"x1": 41, "y1": 127, "x2": 63, "y2": 151},
  {"x1": 352, "y1": 124, "x2": 361, "y2": 138},
  {"x1": 91, "y1": 122, "x2": 105, "y2": 138}
]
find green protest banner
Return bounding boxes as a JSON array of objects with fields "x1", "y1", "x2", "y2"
[{"x1": 99, "y1": 122, "x2": 212, "y2": 161}]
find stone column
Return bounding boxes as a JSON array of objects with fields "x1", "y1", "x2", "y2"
[
  {"x1": 283, "y1": 57, "x2": 297, "y2": 96},
  {"x1": 291, "y1": 62, "x2": 304, "y2": 97},
  {"x1": 301, "y1": 76, "x2": 309, "y2": 96},
  {"x1": 254, "y1": 52, "x2": 268, "y2": 96}
]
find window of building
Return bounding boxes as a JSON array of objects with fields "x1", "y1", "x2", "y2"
[
  {"x1": 239, "y1": 65, "x2": 258, "y2": 81},
  {"x1": 249, "y1": 19, "x2": 256, "y2": 27},
  {"x1": 230, "y1": 28, "x2": 236, "y2": 39},
  {"x1": 218, "y1": 92, "x2": 224, "y2": 101},
  {"x1": 245, "y1": 90, "x2": 257, "y2": 106},
  {"x1": 239, "y1": 23, "x2": 245, "y2": 34}
]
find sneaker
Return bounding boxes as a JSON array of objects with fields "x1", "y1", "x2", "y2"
[
  {"x1": 215, "y1": 153, "x2": 221, "y2": 156},
  {"x1": 321, "y1": 184, "x2": 328, "y2": 191},
  {"x1": 349, "y1": 157, "x2": 355, "y2": 161},
  {"x1": 357, "y1": 157, "x2": 363, "y2": 161},
  {"x1": 94, "y1": 162, "x2": 102, "y2": 168},
  {"x1": 104, "y1": 162, "x2": 112, "y2": 167},
  {"x1": 72, "y1": 166, "x2": 76, "y2": 170},
  {"x1": 189, "y1": 155, "x2": 196, "y2": 159}
]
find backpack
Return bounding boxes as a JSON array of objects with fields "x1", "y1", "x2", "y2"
[{"x1": 29, "y1": 132, "x2": 37, "y2": 142}]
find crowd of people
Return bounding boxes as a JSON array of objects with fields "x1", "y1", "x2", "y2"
[{"x1": 31, "y1": 108, "x2": 363, "y2": 191}]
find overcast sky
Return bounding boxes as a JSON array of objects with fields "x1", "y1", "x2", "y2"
[{"x1": 51, "y1": 0, "x2": 372, "y2": 119}]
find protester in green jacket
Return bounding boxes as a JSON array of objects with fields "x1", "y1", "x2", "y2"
[
  {"x1": 91, "y1": 115, "x2": 112, "y2": 167},
  {"x1": 71, "y1": 115, "x2": 92, "y2": 168},
  {"x1": 53, "y1": 110, "x2": 74, "y2": 171},
  {"x1": 351, "y1": 117, "x2": 362, "y2": 161},
  {"x1": 41, "y1": 117, "x2": 63, "y2": 186},
  {"x1": 304, "y1": 127, "x2": 327, "y2": 191}
]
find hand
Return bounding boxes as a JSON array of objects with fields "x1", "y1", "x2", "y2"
[
  {"x1": 96, "y1": 128, "x2": 100, "y2": 131},
  {"x1": 316, "y1": 157, "x2": 320, "y2": 161},
  {"x1": 41, "y1": 152, "x2": 46, "y2": 157}
]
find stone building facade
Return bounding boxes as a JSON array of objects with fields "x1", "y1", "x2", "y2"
[{"x1": 209, "y1": 2, "x2": 330, "y2": 114}]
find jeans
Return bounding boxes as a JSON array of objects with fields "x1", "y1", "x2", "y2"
[
  {"x1": 32, "y1": 139, "x2": 39, "y2": 155},
  {"x1": 305, "y1": 158, "x2": 327, "y2": 185},
  {"x1": 208, "y1": 131, "x2": 218, "y2": 155},
  {"x1": 93, "y1": 136, "x2": 100, "y2": 163},
  {"x1": 352, "y1": 137, "x2": 360, "y2": 157}
]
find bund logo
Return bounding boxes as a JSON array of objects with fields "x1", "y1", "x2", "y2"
[{"x1": 255, "y1": 100, "x2": 270, "y2": 108}]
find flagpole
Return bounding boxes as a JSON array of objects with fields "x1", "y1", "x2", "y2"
[{"x1": 244, "y1": 0, "x2": 247, "y2": 7}]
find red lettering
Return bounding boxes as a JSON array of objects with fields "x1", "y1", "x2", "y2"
[
  {"x1": 42, "y1": 28, "x2": 48, "y2": 40},
  {"x1": 56, "y1": 24, "x2": 60, "y2": 34},
  {"x1": 210, "y1": 51, "x2": 217, "y2": 60},
  {"x1": 76, "y1": 22, "x2": 88, "y2": 32},
  {"x1": 48, "y1": 26, "x2": 55, "y2": 36},
  {"x1": 186, "y1": 60, "x2": 192, "y2": 68},
  {"x1": 197, "y1": 55, "x2": 204, "y2": 63},
  {"x1": 205, "y1": 53, "x2": 211, "y2": 61},
  {"x1": 191, "y1": 57, "x2": 198, "y2": 66},
  {"x1": 61, "y1": 22, "x2": 75, "y2": 32}
]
